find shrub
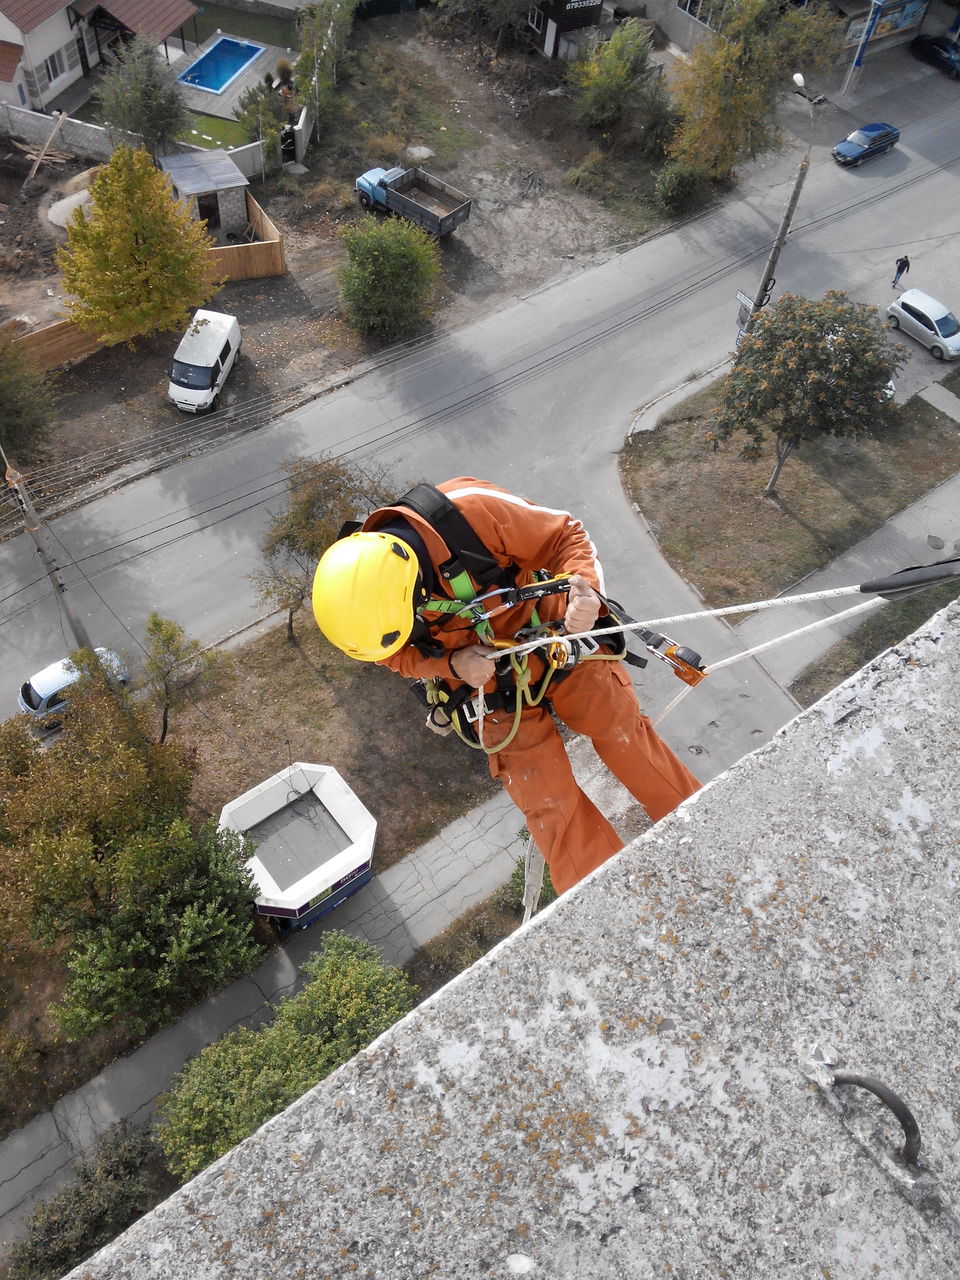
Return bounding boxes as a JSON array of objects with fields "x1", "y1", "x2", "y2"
[
  {"x1": 654, "y1": 161, "x2": 705, "y2": 215},
  {"x1": 361, "y1": 130, "x2": 406, "y2": 166},
  {"x1": 306, "y1": 175, "x2": 356, "y2": 212},
  {"x1": 565, "y1": 149, "x2": 610, "y2": 196},
  {"x1": 5, "y1": 1124, "x2": 159, "y2": 1280},
  {"x1": 155, "y1": 932, "x2": 415, "y2": 1180},
  {"x1": 339, "y1": 216, "x2": 440, "y2": 341}
]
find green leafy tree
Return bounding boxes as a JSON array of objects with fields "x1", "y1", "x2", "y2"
[
  {"x1": 155, "y1": 932, "x2": 416, "y2": 1179},
  {"x1": 5, "y1": 1124, "x2": 161, "y2": 1280},
  {"x1": 569, "y1": 20, "x2": 654, "y2": 133},
  {"x1": 233, "y1": 80, "x2": 286, "y2": 157},
  {"x1": 57, "y1": 145, "x2": 219, "y2": 347},
  {"x1": 0, "y1": 655, "x2": 193, "y2": 939},
  {"x1": 94, "y1": 35, "x2": 189, "y2": 158},
  {"x1": 669, "y1": 0, "x2": 840, "y2": 179},
  {"x1": 0, "y1": 330, "x2": 57, "y2": 464},
  {"x1": 53, "y1": 823, "x2": 261, "y2": 1039},
  {"x1": 708, "y1": 291, "x2": 904, "y2": 497},
  {"x1": 250, "y1": 455, "x2": 395, "y2": 639},
  {"x1": 296, "y1": 0, "x2": 360, "y2": 141},
  {"x1": 141, "y1": 612, "x2": 234, "y2": 744},
  {"x1": 339, "y1": 216, "x2": 440, "y2": 340}
]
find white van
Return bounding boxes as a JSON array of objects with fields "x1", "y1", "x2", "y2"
[{"x1": 167, "y1": 310, "x2": 241, "y2": 413}]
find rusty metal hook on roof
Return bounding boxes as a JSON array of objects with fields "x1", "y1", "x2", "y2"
[{"x1": 831, "y1": 1071, "x2": 922, "y2": 1165}]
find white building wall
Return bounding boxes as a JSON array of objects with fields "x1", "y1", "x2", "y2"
[{"x1": 19, "y1": 11, "x2": 87, "y2": 108}]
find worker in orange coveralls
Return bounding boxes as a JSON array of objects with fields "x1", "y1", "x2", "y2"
[{"x1": 311, "y1": 478, "x2": 700, "y2": 894}]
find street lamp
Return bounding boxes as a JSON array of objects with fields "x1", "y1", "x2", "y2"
[
  {"x1": 841, "y1": 0, "x2": 885, "y2": 98},
  {"x1": 792, "y1": 71, "x2": 815, "y2": 123}
]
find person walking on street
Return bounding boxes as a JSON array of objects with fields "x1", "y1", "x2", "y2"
[
  {"x1": 893, "y1": 255, "x2": 910, "y2": 287},
  {"x1": 311, "y1": 478, "x2": 702, "y2": 895}
]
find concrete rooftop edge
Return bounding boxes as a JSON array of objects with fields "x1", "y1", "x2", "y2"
[{"x1": 70, "y1": 600, "x2": 960, "y2": 1279}]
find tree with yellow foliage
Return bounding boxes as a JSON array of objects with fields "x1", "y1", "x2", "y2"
[
  {"x1": 669, "y1": 0, "x2": 840, "y2": 181},
  {"x1": 57, "y1": 144, "x2": 219, "y2": 347}
]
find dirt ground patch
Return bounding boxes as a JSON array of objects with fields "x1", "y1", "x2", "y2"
[{"x1": 174, "y1": 619, "x2": 498, "y2": 864}]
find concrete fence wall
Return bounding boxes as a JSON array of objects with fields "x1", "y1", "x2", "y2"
[
  {"x1": 0, "y1": 103, "x2": 116, "y2": 160},
  {"x1": 226, "y1": 140, "x2": 266, "y2": 179},
  {"x1": 293, "y1": 101, "x2": 313, "y2": 164}
]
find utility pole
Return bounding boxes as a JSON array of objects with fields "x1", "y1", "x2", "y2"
[
  {"x1": 741, "y1": 153, "x2": 810, "y2": 341},
  {"x1": 3, "y1": 449, "x2": 95, "y2": 655},
  {"x1": 737, "y1": 71, "x2": 820, "y2": 345}
]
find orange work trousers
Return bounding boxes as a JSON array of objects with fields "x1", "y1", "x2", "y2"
[{"x1": 484, "y1": 658, "x2": 700, "y2": 894}]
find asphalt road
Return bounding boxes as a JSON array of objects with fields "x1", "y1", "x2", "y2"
[{"x1": 4, "y1": 46, "x2": 960, "y2": 785}]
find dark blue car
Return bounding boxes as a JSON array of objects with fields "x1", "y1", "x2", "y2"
[
  {"x1": 911, "y1": 34, "x2": 960, "y2": 78},
  {"x1": 831, "y1": 122, "x2": 900, "y2": 167}
]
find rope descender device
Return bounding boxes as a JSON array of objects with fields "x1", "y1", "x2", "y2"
[{"x1": 631, "y1": 626, "x2": 708, "y2": 687}]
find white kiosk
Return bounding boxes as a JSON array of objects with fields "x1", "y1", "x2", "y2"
[{"x1": 219, "y1": 763, "x2": 376, "y2": 931}]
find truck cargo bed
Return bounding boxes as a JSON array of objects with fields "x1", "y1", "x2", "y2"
[{"x1": 399, "y1": 183, "x2": 459, "y2": 216}]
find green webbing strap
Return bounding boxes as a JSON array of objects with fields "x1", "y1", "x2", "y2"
[{"x1": 422, "y1": 587, "x2": 541, "y2": 646}]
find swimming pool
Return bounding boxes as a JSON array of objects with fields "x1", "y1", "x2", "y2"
[{"x1": 177, "y1": 37, "x2": 266, "y2": 95}]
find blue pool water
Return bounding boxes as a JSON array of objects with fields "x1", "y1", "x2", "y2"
[{"x1": 178, "y1": 37, "x2": 266, "y2": 95}]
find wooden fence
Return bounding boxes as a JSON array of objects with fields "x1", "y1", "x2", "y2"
[
  {"x1": 14, "y1": 194, "x2": 286, "y2": 371},
  {"x1": 206, "y1": 193, "x2": 285, "y2": 282}
]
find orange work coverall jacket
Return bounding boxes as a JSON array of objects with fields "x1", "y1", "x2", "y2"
[{"x1": 363, "y1": 478, "x2": 700, "y2": 894}]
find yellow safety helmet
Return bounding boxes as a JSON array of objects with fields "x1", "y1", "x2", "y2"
[{"x1": 312, "y1": 531, "x2": 421, "y2": 661}]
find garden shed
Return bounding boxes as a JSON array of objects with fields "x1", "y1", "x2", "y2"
[{"x1": 160, "y1": 150, "x2": 249, "y2": 238}]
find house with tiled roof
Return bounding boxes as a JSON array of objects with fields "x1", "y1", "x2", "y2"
[{"x1": 0, "y1": 0, "x2": 197, "y2": 111}]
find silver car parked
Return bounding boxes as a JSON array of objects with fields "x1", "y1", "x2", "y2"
[
  {"x1": 18, "y1": 648, "x2": 128, "y2": 720},
  {"x1": 887, "y1": 288, "x2": 960, "y2": 360}
]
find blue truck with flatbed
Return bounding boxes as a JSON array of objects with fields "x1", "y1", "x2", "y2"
[{"x1": 355, "y1": 166, "x2": 471, "y2": 237}]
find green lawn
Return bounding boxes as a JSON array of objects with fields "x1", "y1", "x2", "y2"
[
  {"x1": 184, "y1": 112, "x2": 250, "y2": 149},
  {"x1": 68, "y1": 98, "x2": 249, "y2": 149}
]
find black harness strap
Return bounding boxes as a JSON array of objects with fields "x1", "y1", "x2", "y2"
[{"x1": 394, "y1": 484, "x2": 510, "y2": 591}]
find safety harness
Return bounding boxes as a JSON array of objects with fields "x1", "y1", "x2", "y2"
[{"x1": 391, "y1": 485, "x2": 649, "y2": 754}]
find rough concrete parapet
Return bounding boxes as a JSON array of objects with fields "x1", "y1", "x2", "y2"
[{"x1": 69, "y1": 601, "x2": 960, "y2": 1279}]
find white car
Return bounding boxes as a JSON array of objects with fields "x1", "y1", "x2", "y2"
[
  {"x1": 17, "y1": 648, "x2": 128, "y2": 720},
  {"x1": 887, "y1": 289, "x2": 960, "y2": 360}
]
